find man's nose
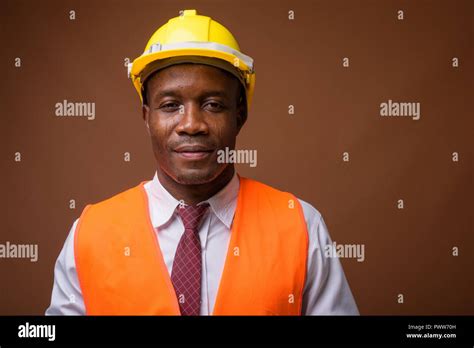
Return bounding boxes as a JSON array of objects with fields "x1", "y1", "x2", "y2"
[{"x1": 175, "y1": 103, "x2": 209, "y2": 136}]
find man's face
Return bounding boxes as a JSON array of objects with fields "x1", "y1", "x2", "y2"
[{"x1": 142, "y1": 64, "x2": 245, "y2": 185}]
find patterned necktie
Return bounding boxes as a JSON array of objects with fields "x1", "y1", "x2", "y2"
[{"x1": 171, "y1": 203, "x2": 209, "y2": 316}]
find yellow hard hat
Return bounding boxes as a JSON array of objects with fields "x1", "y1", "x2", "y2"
[{"x1": 129, "y1": 9, "x2": 256, "y2": 110}]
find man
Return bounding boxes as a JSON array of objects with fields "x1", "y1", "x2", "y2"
[{"x1": 46, "y1": 9, "x2": 359, "y2": 315}]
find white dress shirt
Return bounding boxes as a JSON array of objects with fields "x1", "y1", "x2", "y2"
[{"x1": 46, "y1": 172, "x2": 359, "y2": 315}]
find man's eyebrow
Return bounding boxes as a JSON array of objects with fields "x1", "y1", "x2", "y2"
[
  {"x1": 199, "y1": 90, "x2": 230, "y2": 99},
  {"x1": 156, "y1": 89, "x2": 181, "y2": 97}
]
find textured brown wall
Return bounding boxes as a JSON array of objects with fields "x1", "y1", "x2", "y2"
[{"x1": 1, "y1": 0, "x2": 472, "y2": 315}]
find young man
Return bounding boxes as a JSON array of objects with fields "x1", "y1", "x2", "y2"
[{"x1": 46, "y1": 9, "x2": 359, "y2": 316}]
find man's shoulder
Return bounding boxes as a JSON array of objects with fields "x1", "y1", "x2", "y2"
[
  {"x1": 244, "y1": 177, "x2": 323, "y2": 224},
  {"x1": 241, "y1": 176, "x2": 298, "y2": 199},
  {"x1": 86, "y1": 182, "x2": 147, "y2": 213},
  {"x1": 75, "y1": 182, "x2": 149, "y2": 235},
  {"x1": 297, "y1": 198, "x2": 322, "y2": 222},
  {"x1": 297, "y1": 198, "x2": 323, "y2": 231}
]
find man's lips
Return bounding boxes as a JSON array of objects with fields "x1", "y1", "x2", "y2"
[{"x1": 173, "y1": 145, "x2": 214, "y2": 160}]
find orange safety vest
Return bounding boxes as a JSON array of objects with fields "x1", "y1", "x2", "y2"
[{"x1": 75, "y1": 176, "x2": 308, "y2": 315}]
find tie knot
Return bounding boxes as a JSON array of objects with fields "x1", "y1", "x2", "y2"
[{"x1": 177, "y1": 203, "x2": 209, "y2": 231}]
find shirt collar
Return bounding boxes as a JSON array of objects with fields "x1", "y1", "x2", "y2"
[{"x1": 147, "y1": 171, "x2": 240, "y2": 229}]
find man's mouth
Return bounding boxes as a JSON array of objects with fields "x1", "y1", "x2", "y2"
[{"x1": 173, "y1": 145, "x2": 214, "y2": 160}]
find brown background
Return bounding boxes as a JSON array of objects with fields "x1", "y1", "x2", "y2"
[{"x1": 1, "y1": 0, "x2": 472, "y2": 315}]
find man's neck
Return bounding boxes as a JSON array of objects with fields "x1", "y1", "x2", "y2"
[{"x1": 156, "y1": 165, "x2": 235, "y2": 206}]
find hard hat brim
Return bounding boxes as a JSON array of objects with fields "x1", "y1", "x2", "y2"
[{"x1": 130, "y1": 48, "x2": 255, "y2": 108}]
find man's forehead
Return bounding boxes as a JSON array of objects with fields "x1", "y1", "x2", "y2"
[
  {"x1": 147, "y1": 64, "x2": 238, "y2": 95},
  {"x1": 152, "y1": 63, "x2": 232, "y2": 82}
]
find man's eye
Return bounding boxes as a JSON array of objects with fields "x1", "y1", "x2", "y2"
[
  {"x1": 160, "y1": 103, "x2": 180, "y2": 110},
  {"x1": 204, "y1": 102, "x2": 224, "y2": 111}
]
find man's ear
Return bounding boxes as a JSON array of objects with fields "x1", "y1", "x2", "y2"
[{"x1": 142, "y1": 104, "x2": 151, "y2": 134}]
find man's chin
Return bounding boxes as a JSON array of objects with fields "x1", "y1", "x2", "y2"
[{"x1": 173, "y1": 169, "x2": 222, "y2": 186}]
